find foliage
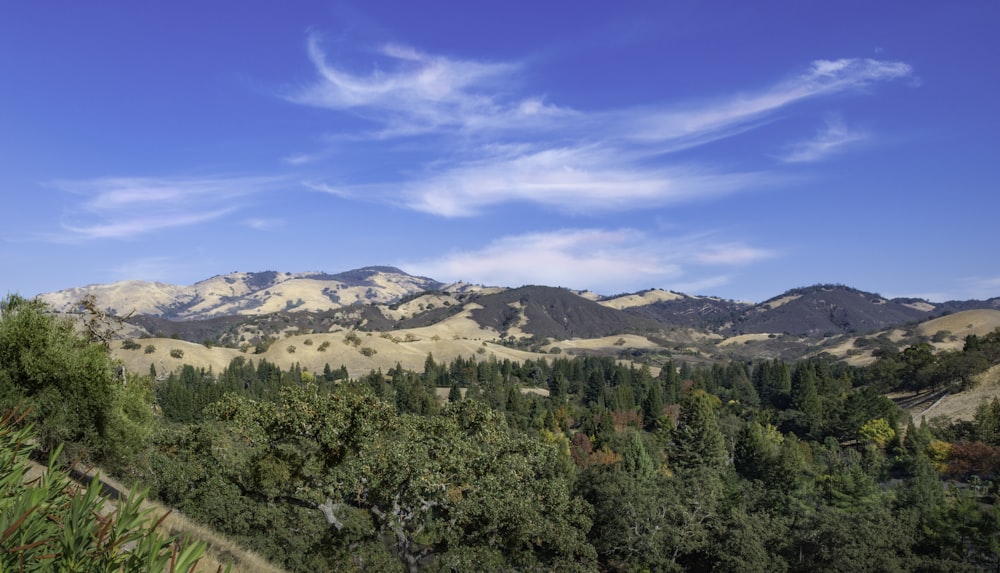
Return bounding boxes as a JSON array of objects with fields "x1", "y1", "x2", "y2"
[
  {"x1": 201, "y1": 389, "x2": 595, "y2": 571},
  {"x1": 0, "y1": 295, "x2": 118, "y2": 461},
  {"x1": 0, "y1": 409, "x2": 211, "y2": 572},
  {"x1": 5, "y1": 299, "x2": 995, "y2": 573}
]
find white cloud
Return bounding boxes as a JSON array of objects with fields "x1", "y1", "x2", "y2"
[
  {"x1": 626, "y1": 58, "x2": 911, "y2": 146},
  {"x1": 52, "y1": 176, "x2": 279, "y2": 240},
  {"x1": 312, "y1": 144, "x2": 774, "y2": 217},
  {"x1": 288, "y1": 33, "x2": 570, "y2": 136},
  {"x1": 402, "y1": 228, "x2": 774, "y2": 294},
  {"x1": 244, "y1": 217, "x2": 285, "y2": 231},
  {"x1": 63, "y1": 209, "x2": 236, "y2": 240},
  {"x1": 289, "y1": 41, "x2": 912, "y2": 217},
  {"x1": 779, "y1": 115, "x2": 868, "y2": 163},
  {"x1": 695, "y1": 243, "x2": 775, "y2": 265}
]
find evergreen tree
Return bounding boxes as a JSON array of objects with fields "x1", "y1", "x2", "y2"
[
  {"x1": 791, "y1": 364, "x2": 822, "y2": 436},
  {"x1": 622, "y1": 430, "x2": 655, "y2": 478},
  {"x1": 584, "y1": 370, "x2": 605, "y2": 407},
  {"x1": 672, "y1": 390, "x2": 726, "y2": 470}
]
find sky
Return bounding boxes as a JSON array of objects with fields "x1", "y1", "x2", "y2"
[{"x1": 2, "y1": 1, "x2": 999, "y2": 303}]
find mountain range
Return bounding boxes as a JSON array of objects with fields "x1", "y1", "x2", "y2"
[{"x1": 39, "y1": 266, "x2": 1000, "y2": 340}]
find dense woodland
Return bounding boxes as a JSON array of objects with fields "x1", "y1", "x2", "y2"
[{"x1": 2, "y1": 294, "x2": 1000, "y2": 571}]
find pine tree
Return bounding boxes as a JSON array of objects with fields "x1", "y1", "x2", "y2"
[
  {"x1": 672, "y1": 390, "x2": 726, "y2": 470},
  {"x1": 622, "y1": 431, "x2": 655, "y2": 478},
  {"x1": 448, "y1": 382, "x2": 462, "y2": 403}
]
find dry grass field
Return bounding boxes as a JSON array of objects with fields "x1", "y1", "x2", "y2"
[
  {"x1": 114, "y1": 306, "x2": 557, "y2": 380},
  {"x1": 917, "y1": 363, "x2": 1000, "y2": 423}
]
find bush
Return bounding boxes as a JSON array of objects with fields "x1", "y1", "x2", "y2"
[
  {"x1": 0, "y1": 409, "x2": 208, "y2": 571},
  {"x1": 317, "y1": 341, "x2": 330, "y2": 352},
  {"x1": 287, "y1": 345, "x2": 296, "y2": 354},
  {"x1": 170, "y1": 348, "x2": 184, "y2": 359},
  {"x1": 121, "y1": 339, "x2": 141, "y2": 350},
  {"x1": 359, "y1": 347, "x2": 377, "y2": 357},
  {"x1": 344, "y1": 332, "x2": 362, "y2": 347},
  {"x1": 144, "y1": 344, "x2": 156, "y2": 354}
]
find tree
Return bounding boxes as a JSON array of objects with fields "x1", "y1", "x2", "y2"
[
  {"x1": 448, "y1": 382, "x2": 462, "y2": 403},
  {"x1": 582, "y1": 464, "x2": 723, "y2": 571},
  {"x1": 584, "y1": 369, "x2": 605, "y2": 406},
  {"x1": 734, "y1": 422, "x2": 783, "y2": 482},
  {"x1": 210, "y1": 386, "x2": 596, "y2": 572},
  {"x1": 790, "y1": 365, "x2": 822, "y2": 437},
  {"x1": 0, "y1": 295, "x2": 118, "y2": 461},
  {"x1": 671, "y1": 390, "x2": 726, "y2": 470}
]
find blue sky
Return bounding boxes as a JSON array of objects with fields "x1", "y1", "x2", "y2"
[{"x1": 2, "y1": 1, "x2": 998, "y2": 302}]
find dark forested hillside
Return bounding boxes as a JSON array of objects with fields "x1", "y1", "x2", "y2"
[
  {"x1": 468, "y1": 285, "x2": 663, "y2": 339},
  {"x1": 624, "y1": 284, "x2": 941, "y2": 336},
  {"x1": 735, "y1": 284, "x2": 934, "y2": 335}
]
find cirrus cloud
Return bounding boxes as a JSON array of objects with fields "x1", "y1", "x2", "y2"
[
  {"x1": 51, "y1": 176, "x2": 282, "y2": 240},
  {"x1": 401, "y1": 228, "x2": 775, "y2": 294},
  {"x1": 291, "y1": 37, "x2": 913, "y2": 218}
]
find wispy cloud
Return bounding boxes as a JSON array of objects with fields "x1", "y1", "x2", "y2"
[
  {"x1": 288, "y1": 34, "x2": 569, "y2": 136},
  {"x1": 291, "y1": 39, "x2": 913, "y2": 217},
  {"x1": 626, "y1": 59, "x2": 911, "y2": 146},
  {"x1": 695, "y1": 243, "x2": 776, "y2": 265},
  {"x1": 401, "y1": 228, "x2": 774, "y2": 294},
  {"x1": 779, "y1": 115, "x2": 868, "y2": 163},
  {"x1": 244, "y1": 217, "x2": 285, "y2": 231},
  {"x1": 52, "y1": 176, "x2": 280, "y2": 240},
  {"x1": 400, "y1": 146, "x2": 773, "y2": 217}
]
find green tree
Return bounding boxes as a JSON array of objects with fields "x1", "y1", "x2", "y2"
[
  {"x1": 734, "y1": 422, "x2": 783, "y2": 482},
  {"x1": 0, "y1": 295, "x2": 119, "y2": 461},
  {"x1": 210, "y1": 386, "x2": 596, "y2": 572},
  {"x1": 448, "y1": 382, "x2": 462, "y2": 403},
  {"x1": 671, "y1": 390, "x2": 726, "y2": 470}
]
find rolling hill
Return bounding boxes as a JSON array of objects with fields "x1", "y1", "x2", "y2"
[{"x1": 38, "y1": 268, "x2": 1000, "y2": 373}]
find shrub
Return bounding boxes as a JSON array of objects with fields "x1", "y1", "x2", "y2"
[
  {"x1": 144, "y1": 344, "x2": 156, "y2": 354},
  {"x1": 169, "y1": 348, "x2": 184, "y2": 359},
  {"x1": 286, "y1": 345, "x2": 296, "y2": 354},
  {"x1": 121, "y1": 339, "x2": 141, "y2": 351},
  {"x1": 359, "y1": 347, "x2": 377, "y2": 357},
  {"x1": 303, "y1": 338, "x2": 313, "y2": 346},
  {"x1": 0, "y1": 409, "x2": 208, "y2": 572},
  {"x1": 317, "y1": 341, "x2": 330, "y2": 352},
  {"x1": 344, "y1": 332, "x2": 362, "y2": 347}
]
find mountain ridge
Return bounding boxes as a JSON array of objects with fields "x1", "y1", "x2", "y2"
[{"x1": 38, "y1": 268, "x2": 1000, "y2": 347}]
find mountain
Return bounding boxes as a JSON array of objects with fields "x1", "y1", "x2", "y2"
[
  {"x1": 728, "y1": 284, "x2": 936, "y2": 336},
  {"x1": 614, "y1": 284, "x2": 1000, "y2": 337},
  {"x1": 38, "y1": 271, "x2": 1000, "y2": 367},
  {"x1": 605, "y1": 289, "x2": 750, "y2": 331},
  {"x1": 39, "y1": 267, "x2": 442, "y2": 321},
  {"x1": 466, "y1": 285, "x2": 664, "y2": 339}
]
